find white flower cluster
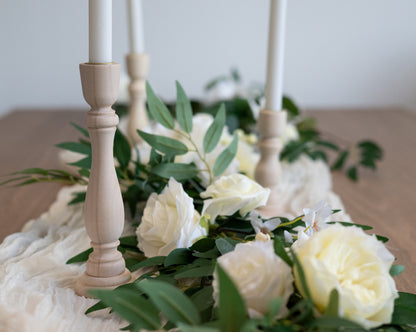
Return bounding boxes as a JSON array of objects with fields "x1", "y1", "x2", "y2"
[
  {"x1": 136, "y1": 174, "x2": 270, "y2": 257},
  {"x1": 136, "y1": 174, "x2": 398, "y2": 329}
]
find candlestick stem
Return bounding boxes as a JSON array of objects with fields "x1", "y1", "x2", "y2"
[
  {"x1": 255, "y1": 109, "x2": 287, "y2": 217},
  {"x1": 126, "y1": 53, "x2": 150, "y2": 144},
  {"x1": 76, "y1": 63, "x2": 131, "y2": 297}
]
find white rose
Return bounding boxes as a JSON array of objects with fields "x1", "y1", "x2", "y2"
[
  {"x1": 213, "y1": 241, "x2": 293, "y2": 318},
  {"x1": 136, "y1": 178, "x2": 207, "y2": 257},
  {"x1": 295, "y1": 224, "x2": 398, "y2": 329},
  {"x1": 200, "y1": 174, "x2": 270, "y2": 223}
]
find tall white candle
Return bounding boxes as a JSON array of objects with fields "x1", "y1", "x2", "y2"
[
  {"x1": 89, "y1": 0, "x2": 112, "y2": 63},
  {"x1": 127, "y1": 0, "x2": 145, "y2": 54},
  {"x1": 265, "y1": 0, "x2": 287, "y2": 111}
]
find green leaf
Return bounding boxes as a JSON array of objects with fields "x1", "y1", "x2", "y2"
[
  {"x1": 175, "y1": 81, "x2": 193, "y2": 133},
  {"x1": 215, "y1": 238, "x2": 237, "y2": 255},
  {"x1": 203, "y1": 104, "x2": 226, "y2": 154},
  {"x1": 189, "y1": 238, "x2": 216, "y2": 252},
  {"x1": 56, "y1": 142, "x2": 91, "y2": 155},
  {"x1": 376, "y1": 234, "x2": 389, "y2": 243},
  {"x1": 316, "y1": 140, "x2": 340, "y2": 151},
  {"x1": 124, "y1": 184, "x2": 141, "y2": 218},
  {"x1": 213, "y1": 133, "x2": 238, "y2": 177},
  {"x1": 392, "y1": 292, "x2": 416, "y2": 325},
  {"x1": 177, "y1": 324, "x2": 219, "y2": 332},
  {"x1": 390, "y1": 265, "x2": 405, "y2": 277},
  {"x1": 217, "y1": 264, "x2": 247, "y2": 332},
  {"x1": 175, "y1": 263, "x2": 215, "y2": 279},
  {"x1": 332, "y1": 150, "x2": 349, "y2": 170},
  {"x1": 273, "y1": 237, "x2": 293, "y2": 268},
  {"x1": 85, "y1": 300, "x2": 107, "y2": 314},
  {"x1": 69, "y1": 156, "x2": 92, "y2": 169},
  {"x1": 290, "y1": 248, "x2": 312, "y2": 300},
  {"x1": 138, "y1": 279, "x2": 201, "y2": 325},
  {"x1": 282, "y1": 95, "x2": 300, "y2": 118},
  {"x1": 114, "y1": 128, "x2": 132, "y2": 169},
  {"x1": 130, "y1": 256, "x2": 166, "y2": 272},
  {"x1": 311, "y1": 316, "x2": 365, "y2": 330},
  {"x1": 165, "y1": 248, "x2": 194, "y2": 267},
  {"x1": 190, "y1": 286, "x2": 214, "y2": 312},
  {"x1": 66, "y1": 248, "x2": 93, "y2": 264},
  {"x1": 152, "y1": 163, "x2": 198, "y2": 181},
  {"x1": 347, "y1": 166, "x2": 358, "y2": 182},
  {"x1": 324, "y1": 289, "x2": 339, "y2": 317},
  {"x1": 327, "y1": 221, "x2": 373, "y2": 231},
  {"x1": 119, "y1": 236, "x2": 138, "y2": 248},
  {"x1": 138, "y1": 130, "x2": 188, "y2": 156},
  {"x1": 265, "y1": 298, "x2": 284, "y2": 326},
  {"x1": 70, "y1": 122, "x2": 90, "y2": 138},
  {"x1": 146, "y1": 82, "x2": 175, "y2": 129},
  {"x1": 68, "y1": 191, "x2": 86, "y2": 205},
  {"x1": 90, "y1": 289, "x2": 161, "y2": 330}
]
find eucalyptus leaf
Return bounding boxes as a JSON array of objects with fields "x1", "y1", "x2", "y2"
[
  {"x1": 217, "y1": 264, "x2": 247, "y2": 332},
  {"x1": 203, "y1": 104, "x2": 226, "y2": 154},
  {"x1": 138, "y1": 279, "x2": 201, "y2": 325},
  {"x1": 56, "y1": 142, "x2": 91, "y2": 155},
  {"x1": 175, "y1": 263, "x2": 215, "y2": 279},
  {"x1": 190, "y1": 286, "x2": 214, "y2": 313},
  {"x1": 215, "y1": 238, "x2": 237, "y2": 255},
  {"x1": 146, "y1": 82, "x2": 175, "y2": 129},
  {"x1": 90, "y1": 289, "x2": 161, "y2": 330},
  {"x1": 69, "y1": 156, "x2": 92, "y2": 169},
  {"x1": 114, "y1": 128, "x2": 131, "y2": 169},
  {"x1": 273, "y1": 237, "x2": 293, "y2": 268},
  {"x1": 138, "y1": 130, "x2": 188, "y2": 156},
  {"x1": 175, "y1": 81, "x2": 193, "y2": 133},
  {"x1": 70, "y1": 122, "x2": 90, "y2": 138},
  {"x1": 68, "y1": 191, "x2": 86, "y2": 205},
  {"x1": 390, "y1": 264, "x2": 405, "y2": 277},
  {"x1": 391, "y1": 292, "x2": 416, "y2": 325},
  {"x1": 213, "y1": 133, "x2": 238, "y2": 177},
  {"x1": 152, "y1": 163, "x2": 199, "y2": 181},
  {"x1": 66, "y1": 248, "x2": 93, "y2": 264},
  {"x1": 164, "y1": 248, "x2": 194, "y2": 267},
  {"x1": 324, "y1": 289, "x2": 339, "y2": 317},
  {"x1": 130, "y1": 256, "x2": 166, "y2": 272}
]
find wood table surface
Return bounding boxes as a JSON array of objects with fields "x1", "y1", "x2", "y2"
[{"x1": 0, "y1": 109, "x2": 415, "y2": 293}]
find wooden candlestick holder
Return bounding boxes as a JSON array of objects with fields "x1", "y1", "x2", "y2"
[
  {"x1": 255, "y1": 109, "x2": 287, "y2": 217},
  {"x1": 75, "y1": 63, "x2": 131, "y2": 297},
  {"x1": 126, "y1": 53, "x2": 150, "y2": 144}
]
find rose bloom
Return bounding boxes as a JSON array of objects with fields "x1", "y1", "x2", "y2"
[
  {"x1": 294, "y1": 224, "x2": 398, "y2": 329},
  {"x1": 136, "y1": 178, "x2": 207, "y2": 257},
  {"x1": 213, "y1": 240, "x2": 293, "y2": 318},
  {"x1": 200, "y1": 173, "x2": 270, "y2": 223}
]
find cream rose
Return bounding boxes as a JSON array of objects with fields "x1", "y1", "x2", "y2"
[
  {"x1": 200, "y1": 174, "x2": 270, "y2": 223},
  {"x1": 213, "y1": 240, "x2": 293, "y2": 318},
  {"x1": 294, "y1": 224, "x2": 398, "y2": 329},
  {"x1": 136, "y1": 178, "x2": 207, "y2": 257}
]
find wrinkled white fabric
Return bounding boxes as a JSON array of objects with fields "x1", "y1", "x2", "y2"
[{"x1": 1, "y1": 155, "x2": 349, "y2": 331}]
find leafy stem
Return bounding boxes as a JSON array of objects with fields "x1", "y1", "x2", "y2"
[{"x1": 174, "y1": 129, "x2": 214, "y2": 185}]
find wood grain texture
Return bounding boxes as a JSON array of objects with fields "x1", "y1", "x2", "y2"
[{"x1": 0, "y1": 109, "x2": 414, "y2": 292}]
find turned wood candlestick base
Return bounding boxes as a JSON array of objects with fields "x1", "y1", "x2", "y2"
[
  {"x1": 75, "y1": 63, "x2": 131, "y2": 298},
  {"x1": 126, "y1": 53, "x2": 149, "y2": 144},
  {"x1": 255, "y1": 109, "x2": 287, "y2": 217}
]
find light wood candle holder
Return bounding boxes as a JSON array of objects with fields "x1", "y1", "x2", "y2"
[
  {"x1": 255, "y1": 109, "x2": 287, "y2": 217},
  {"x1": 75, "y1": 63, "x2": 131, "y2": 297},
  {"x1": 126, "y1": 53, "x2": 150, "y2": 144}
]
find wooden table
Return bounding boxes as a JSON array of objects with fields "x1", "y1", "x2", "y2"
[{"x1": 0, "y1": 109, "x2": 415, "y2": 293}]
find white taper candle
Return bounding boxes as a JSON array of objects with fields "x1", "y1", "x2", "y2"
[
  {"x1": 89, "y1": 0, "x2": 112, "y2": 63},
  {"x1": 265, "y1": 0, "x2": 287, "y2": 111},
  {"x1": 127, "y1": 0, "x2": 145, "y2": 54}
]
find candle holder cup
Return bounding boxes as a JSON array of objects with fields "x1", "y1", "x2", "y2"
[
  {"x1": 75, "y1": 63, "x2": 131, "y2": 297},
  {"x1": 255, "y1": 109, "x2": 287, "y2": 217},
  {"x1": 126, "y1": 53, "x2": 149, "y2": 144}
]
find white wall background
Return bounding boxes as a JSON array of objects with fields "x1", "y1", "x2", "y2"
[{"x1": 1, "y1": 0, "x2": 416, "y2": 117}]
